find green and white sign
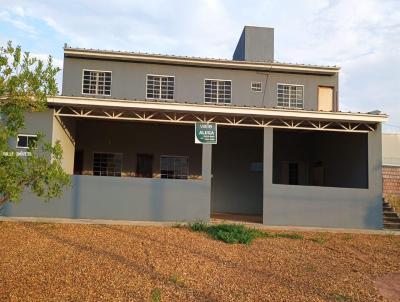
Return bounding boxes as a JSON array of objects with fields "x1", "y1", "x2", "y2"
[{"x1": 195, "y1": 122, "x2": 217, "y2": 144}]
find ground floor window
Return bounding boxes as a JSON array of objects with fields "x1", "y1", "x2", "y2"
[
  {"x1": 160, "y1": 156, "x2": 189, "y2": 179},
  {"x1": 93, "y1": 153, "x2": 122, "y2": 177},
  {"x1": 16, "y1": 134, "x2": 37, "y2": 149}
]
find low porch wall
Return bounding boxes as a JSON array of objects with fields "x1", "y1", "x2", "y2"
[
  {"x1": 3, "y1": 175, "x2": 211, "y2": 222},
  {"x1": 263, "y1": 127, "x2": 383, "y2": 230}
]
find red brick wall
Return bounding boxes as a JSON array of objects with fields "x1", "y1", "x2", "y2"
[{"x1": 383, "y1": 166, "x2": 400, "y2": 196}]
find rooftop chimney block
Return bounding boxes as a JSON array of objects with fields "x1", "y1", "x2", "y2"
[{"x1": 233, "y1": 26, "x2": 274, "y2": 62}]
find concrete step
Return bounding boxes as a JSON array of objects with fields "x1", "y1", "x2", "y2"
[
  {"x1": 384, "y1": 222, "x2": 400, "y2": 230},
  {"x1": 382, "y1": 206, "x2": 393, "y2": 211},
  {"x1": 384, "y1": 217, "x2": 400, "y2": 223},
  {"x1": 384, "y1": 212, "x2": 399, "y2": 218}
]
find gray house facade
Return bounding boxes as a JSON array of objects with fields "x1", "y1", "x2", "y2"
[{"x1": 4, "y1": 26, "x2": 387, "y2": 229}]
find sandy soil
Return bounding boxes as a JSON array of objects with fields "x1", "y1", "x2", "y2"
[{"x1": 0, "y1": 221, "x2": 399, "y2": 301}]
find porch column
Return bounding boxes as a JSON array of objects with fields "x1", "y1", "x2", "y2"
[
  {"x1": 263, "y1": 128, "x2": 273, "y2": 225},
  {"x1": 202, "y1": 144, "x2": 212, "y2": 221}
]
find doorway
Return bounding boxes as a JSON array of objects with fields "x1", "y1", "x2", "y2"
[{"x1": 210, "y1": 127, "x2": 263, "y2": 223}]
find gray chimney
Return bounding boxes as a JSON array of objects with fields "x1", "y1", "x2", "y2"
[{"x1": 233, "y1": 26, "x2": 274, "y2": 62}]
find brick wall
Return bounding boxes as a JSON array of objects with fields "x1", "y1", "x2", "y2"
[{"x1": 383, "y1": 165, "x2": 400, "y2": 196}]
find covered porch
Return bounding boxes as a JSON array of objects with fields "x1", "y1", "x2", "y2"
[{"x1": 5, "y1": 96, "x2": 387, "y2": 229}]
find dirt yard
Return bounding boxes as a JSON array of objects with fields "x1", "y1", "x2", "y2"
[{"x1": 0, "y1": 221, "x2": 399, "y2": 301}]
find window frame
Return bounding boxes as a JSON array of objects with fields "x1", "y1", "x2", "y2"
[
  {"x1": 251, "y1": 81, "x2": 262, "y2": 93},
  {"x1": 160, "y1": 155, "x2": 189, "y2": 180},
  {"x1": 81, "y1": 69, "x2": 112, "y2": 96},
  {"x1": 16, "y1": 134, "x2": 38, "y2": 149},
  {"x1": 145, "y1": 74, "x2": 175, "y2": 101},
  {"x1": 276, "y1": 83, "x2": 304, "y2": 109},
  {"x1": 92, "y1": 152, "x2": 123, "y2": 177},
  {"x1": 204, "y1": 78, "x2": 232, "y2": 104}
]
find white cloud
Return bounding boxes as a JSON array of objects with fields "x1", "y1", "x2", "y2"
[{"x1": 0, "y1": 10, "x2": 36, "y2": 35}]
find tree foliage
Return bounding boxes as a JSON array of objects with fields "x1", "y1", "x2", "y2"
[{"x1": 0, "y1": 41, "x2": 70, "y2": 206}]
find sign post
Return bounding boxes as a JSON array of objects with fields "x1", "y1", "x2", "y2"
[{"x1": 195, "y1": 122, "x2": 217, "y2": 144}]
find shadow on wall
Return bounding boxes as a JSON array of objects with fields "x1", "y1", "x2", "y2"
[{"x1": 364, "y1": 194, "x2": 383, "y2": 229}]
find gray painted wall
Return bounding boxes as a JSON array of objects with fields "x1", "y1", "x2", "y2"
[
  {"x1": 263, "y1": 126, "x2": 383, "y2": 229},
  {"x1": 62, "y1": 57, "x2": 338, "y2": 111},
  {"x1": 4, "y1": 144, "x2": 212, "y2": 222},
  {"x1": 8, "y1": 111, "x2": 54, "y2": 149},
  {"x1": 233, "y1": 26, "x2": 274, "y2": 62},
  {"x1": 211, "y1": 127, "x2": 263, "y2": 215}
]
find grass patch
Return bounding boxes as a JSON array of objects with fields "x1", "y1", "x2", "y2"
[
  {"x1": 188, "y1": 222, "x2": 266, "y2": 244},
  {"x1": 169, "y1": 274, "x2": 184, "y2": 286},
  {"x1": 272, "y1": 232, "x2": 303, "y2": 240},
  {"x1": 342, "y1": 234, "x2": 353, "y2": 241},
  {"x1": 386, "y1": 194, "x2": 400, "y2": 213},
  {"x1": 310, "y1": 236, "x2": 327, "y2": 245},
  {"x1": 172, "y1": 222, "x2": 185, "y2": 229},
  {"x1": 150, "y1": 288, "x2": 161, "y2": 302}
]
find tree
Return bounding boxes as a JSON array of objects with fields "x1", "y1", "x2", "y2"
[{"x1": 0, "y1": 41, "x2": 70, "y2": 206}]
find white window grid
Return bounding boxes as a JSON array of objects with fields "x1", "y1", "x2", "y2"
[
  {"x1": 277, "y1": 84, "x2": 304, "y2": 109},
  {"x1": 204, "y1": 79, "x2": 232, "y2": 104},
  {"x1": 160, "y1": 155, "x2": 189, "y2": 179},
  {"x1": 82, "y1": 70, "x2": 112, "y2": 96},
  {"x1": 93, "y1": 152, "x2": 122, "y2": 177},
  {"x1": 251, "y1": 82, "x2": 262, "y2": 92},
  {"x1": 16, "y1": 134, "x2": 38, "y2": 149},
  {"x1": 146, "y1": 75, "x2": 174, "y2": 100}
]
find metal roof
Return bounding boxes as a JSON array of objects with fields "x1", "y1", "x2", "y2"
[
  {"x1": 49, "y1": 95, "x2": 387, "y2": 124},
  {"x1": 63, "y1": 46, "x2": 340, "y2": 75}
]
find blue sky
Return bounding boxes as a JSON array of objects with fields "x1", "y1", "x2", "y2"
[{"x1": 1, "y1": 0, "x2": 399, "y2": 131}]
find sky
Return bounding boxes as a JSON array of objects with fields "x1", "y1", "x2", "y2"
[{"x1": 1, "y1": 0, "x2": 399, "y2": 132}]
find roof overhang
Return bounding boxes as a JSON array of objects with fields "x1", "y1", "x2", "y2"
[
  {"x1": 48, "y1": 96, "x2": 387, "y2": 133},
  {"x1": 64, "y1": 48, "x2": 340, "y2": 76}
]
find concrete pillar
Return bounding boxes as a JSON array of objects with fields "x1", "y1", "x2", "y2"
[
  {"x1": 263, "y1": 128, "x2": 274, "y2": 225},
  {"x1": 202, "y1": 144, "x2": 213, "y2": 221}
]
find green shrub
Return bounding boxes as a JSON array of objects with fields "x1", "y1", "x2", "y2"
[
  {"x1": 310, "y1": 236, "x2": 327, "y2": 245},
  {"x1": 188, "y1": 222, "x2": 266, "y2": 244},
  {"x1": 273, "y1": 232, "x2": 303, "y2": 240},
  {"x1": 151, "y1": 288, "x2": 161, "y2": 302}
]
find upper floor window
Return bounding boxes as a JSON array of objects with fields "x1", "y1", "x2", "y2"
[
  {"x1": 251, "y1": 82, "x2": 262, "y2": 92},
  {"x1": 277, "y1": 84, "x2": 304, "y2": 109},
  {"x1": 204, "y1": 79, "x2": 231, "y2": 104},
  {"x1": 82, "y1": 70, "x2": 112, "y2": 96},
  {"x1": 16, "y1": 134, "x2": 37, "y2": 149},
  {"x1": 146, "y1": 75, "x2": 174, "y2": 100}
]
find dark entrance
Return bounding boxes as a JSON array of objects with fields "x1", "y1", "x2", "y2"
[{"x1": 210, "y1": 127, "x2": 263, "y2": 223}]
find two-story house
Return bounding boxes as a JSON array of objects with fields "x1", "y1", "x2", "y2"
[{"x1": 4, "y1": 26, "x2": 387, "y2": 229}]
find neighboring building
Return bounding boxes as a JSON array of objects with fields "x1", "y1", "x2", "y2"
[
  {"x1": 382, "y1": 133, "x2": 400, "y2": 196},
  {"x1": 3, "y1": 26, "x2": 388, "y2": 229}
]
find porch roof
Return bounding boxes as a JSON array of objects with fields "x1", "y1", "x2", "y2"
[{"x1": 48, "y1": 96, "x2": 388, "y2": 133}]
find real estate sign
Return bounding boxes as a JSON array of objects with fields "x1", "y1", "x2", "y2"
[{"x1": 195, "y1": 122, "x2": 217, "y2": 144}]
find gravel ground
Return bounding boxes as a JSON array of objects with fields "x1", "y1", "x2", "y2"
[{"x1": 0, "y1": 221, "x2": 399, "y2": 301}]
